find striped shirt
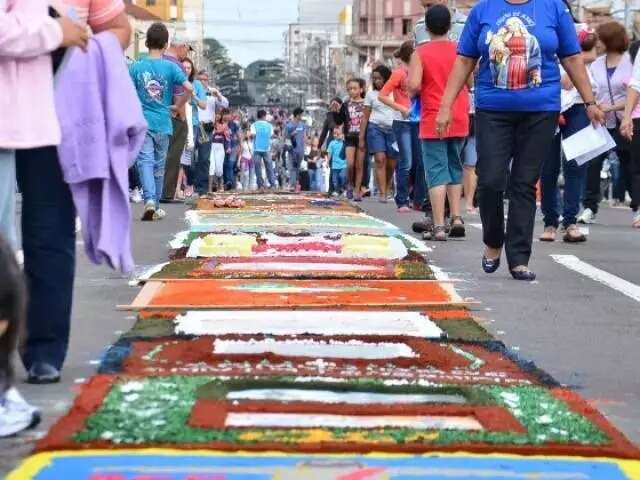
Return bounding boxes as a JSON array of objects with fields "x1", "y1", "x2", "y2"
[{"x1": 50, "y1": 0, "x2": 124, "y2": 27}]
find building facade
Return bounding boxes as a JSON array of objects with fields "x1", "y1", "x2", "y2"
[
  {"x1": 351, "y1": 0, "x2": 423, "y2": 63},
  {"x1": 136, "y1": 0, "x2": 183, "y2": 21}
]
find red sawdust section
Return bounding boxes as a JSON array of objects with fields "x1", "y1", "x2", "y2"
[
  {"x1": 188, "y1": 399, "x2": 527, "y2": 434},
  {"x1": 121, "y1": 335, "x2": 539, "y2": 385},
  {"x1": 425, "y1": 309, "x2": 472, "y2": 320},
  {"x1": 129, "y1": 280, "x2": 463, "y2": 310},
  {"x1": 35, "y1": 376, "x2": 640, "y2": 459},
  {"x1": 196, "y1": 198, "x2": 360, "y2": 214}
]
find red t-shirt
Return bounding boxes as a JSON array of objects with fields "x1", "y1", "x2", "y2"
[
  {"x1": 380, "y1": 66, "x2": 410, "y2": 110},
  {"x1": 416, "y1": 41, "x2": 469, "y2": 139}
]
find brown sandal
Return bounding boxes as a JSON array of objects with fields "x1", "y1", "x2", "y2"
[
  {"x1": 540, "y1": 226, "x2": 557, "y2": 242},
  {"x1": 563, "y1": 224, "x2": 586, "y2": 243}
]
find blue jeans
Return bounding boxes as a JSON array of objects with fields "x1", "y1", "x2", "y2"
[
  {"x1": 16, "y1": 146, "x2": 76, "y2": 371},
  {"x1": 541, "y1": 105, "x2": 590, "y2": 227},
  {"x1": 0, "y1": 149, "x2": 17, "y2": 248},
  {"x1": 332, "y1": 168, "x2": 347, "y2": 193},
  {"x1": 136, "y1": 131, "x2": 170, "y2": 207},
  {"x1": 254, "y1": 151, "x2": 276, "y2": 188},
  {"x1": 393, "y1": 120, "x2": 423, "y2": 208},
  {"x1": 288, "y1": 150, "x2": 303, "y2": 188},
  {"x1": 308, "y1": 168, "x2": 322, "y2": 192},
  {"x1": 193, "y1": 132, "x2": 212, "y2": 195},
  {"x1": 224, "y1": 150, "x2": 237, "y2": 189}
]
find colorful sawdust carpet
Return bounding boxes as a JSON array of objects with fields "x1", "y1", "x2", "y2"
[{"x1": 9, "y1": 193, "x2": 640, "y2": 479}]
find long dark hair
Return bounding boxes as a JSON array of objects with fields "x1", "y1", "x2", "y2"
[
  {"x1": 182, "y1": 57, "x2": 196, "y2": 82},
  {"x1": 372, "y1": 65, "x2": 392, "y2": 91},
  {"x1": 0, "y1": 236, "x2": 26, "y2": 393}
]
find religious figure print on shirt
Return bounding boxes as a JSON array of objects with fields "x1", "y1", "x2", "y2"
[{"x1": 487, "y1": 15, "x2": 542, "y2": 89}]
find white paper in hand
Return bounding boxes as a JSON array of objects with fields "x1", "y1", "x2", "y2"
[{"x1": 562, "y1": 124, "x2": 616, "y2": 165}]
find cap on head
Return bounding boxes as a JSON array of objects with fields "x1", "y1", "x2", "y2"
[{"x1": 170, "y1": 31, "x2": 194, "y2": 51}]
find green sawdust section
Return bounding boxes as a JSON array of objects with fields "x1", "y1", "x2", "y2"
[
  {"x1": 123, "y1": 315, "x2": 493, "y2": 343},
  {"x1": 74, "y1": 376, "x2": 608, "y2": 446}
]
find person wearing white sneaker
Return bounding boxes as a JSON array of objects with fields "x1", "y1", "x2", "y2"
[
  {"x1": 0, "y1": 387, "x2": 41, "y2": 438},
  {"x1": 0, "y1": 236, "x2": 40, "y2": 437},
  {"x1": 577, "y1": 207, "x2": 596, "y2": 224}
]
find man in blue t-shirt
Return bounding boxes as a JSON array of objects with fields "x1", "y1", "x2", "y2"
[
  {"x1": 130, "y1": 22, "x2": 192, "y2": 221},
  {"x1": 250, "y1": 110, "x2": 277, "y2": 189},
  {"x1": 285, "y1": 107, "x2": 308, "y2": 191}
]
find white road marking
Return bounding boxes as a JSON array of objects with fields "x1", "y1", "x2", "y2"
[
  {"x1": 469, "y1": 223, "x2": 483, "y2": 230},
  {"x1": 551, "y1": 254, "x2": 640, "y2": 303}
]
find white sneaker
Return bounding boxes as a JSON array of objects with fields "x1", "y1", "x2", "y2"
[
  {"x1": 141, "y1": 201, "x2": 156, "y2": 221},
  {"x1": 130, "y1": 188, "x2": 143, "y2": 204},
  {"x1": 0, "y1": 387, "x2": 40, "y2": 438},
  {"x1": 633, "y1": 211, "x2": 640, "y2": 228},
  {"x1": 577, "y1": 208, "x2": 596, "y2": 224},
  {"x1": 153, "y1": 208, "x2": 167, "y2": 221}
]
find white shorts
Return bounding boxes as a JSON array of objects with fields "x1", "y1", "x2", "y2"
[{"x1": 210, "y1": 143, "x2": 225, "y2": 177}]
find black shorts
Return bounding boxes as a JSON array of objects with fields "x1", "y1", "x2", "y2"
[{"x1": 345, "y1": 133, "x2": 360, "y2": 148}]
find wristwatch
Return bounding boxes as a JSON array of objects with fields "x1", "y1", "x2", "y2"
[{"x1": 584, "y1": 101, "x2": 597, "y2": 107}]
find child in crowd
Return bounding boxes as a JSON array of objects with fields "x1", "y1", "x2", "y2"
[
  {"x1": 338, "y1": 78, "x2": 367, "y2": 201},
  {"x1": 239, "y1": 128, "x2": 256, "y2": 191},
  {"x1": 327, "y1": 126, "x2": 348, "y2": 196},
  {"x1": 409, "y1": 4, "x2": 469, "y2": 241},
  {"x1": 0, "y1": 236, "x2": 40, "y2": 437},
  {"x1": 210, "y1": 108, "x2": 231, "y2": 192},
  {"x1": 130, "y1": 23, "x2": 192, "y2": 221}
]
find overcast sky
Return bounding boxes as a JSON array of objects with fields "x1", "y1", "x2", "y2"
[{"x1": 204, "y1": 0, "x2": 298, "y2": 67}]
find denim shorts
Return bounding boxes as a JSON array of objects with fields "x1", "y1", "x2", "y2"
[
  {"x1": 462, "y1": 135, "x2": 477, "y2": 167},
  {"x1": 421, "y1": 138, "x2": 464, "y2": 188},
  {"x1": 366, "y1": 123, "x2": 398, "y2": 157}
]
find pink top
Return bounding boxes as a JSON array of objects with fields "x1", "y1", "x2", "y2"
[{"x1": 0, "y1": 0, "x2": 125, "y2": 150}]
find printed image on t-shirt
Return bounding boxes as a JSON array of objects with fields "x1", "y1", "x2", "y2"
[
  {"x1": 348, "y1": 101, "x2": 365, "y2": 133},
  {"x1": 140, "y1": 71, "x2": 167, "y2": 102},
  {"x1": 487, "y1": 16, "x2": 542, "y2": 90}
]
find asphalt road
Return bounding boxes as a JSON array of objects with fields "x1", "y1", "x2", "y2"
[{"x1": 1, "y1": 198, "x2": 638, "y2": 476}]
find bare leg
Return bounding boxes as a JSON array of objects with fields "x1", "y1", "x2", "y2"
[
  {"x1": 354, "y1": 147, "x2": 365, "y2": 198},
  {"x1": 208, "y1": 175, "x2": 214, "y2": 193},
  {"x1": 463, "y1": 165, "x2": 478, "y2": 212},
  {"x1": 386, "y1": 157, "x2": 396, "y2": 196},
  {"x1": 374, "y1": 152, "x2": 387, "y2": 200},
  {"x1": 345, "y1": 146, "x2": 356, "y2": 193},
  {"x1": 429, "y1": 185, "x2": 447, "y2": 226},
  {"x1": 446, "y1": 184, "x2": 463, "y2": 219}
]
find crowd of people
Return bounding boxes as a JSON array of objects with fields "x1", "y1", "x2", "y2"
[{"x1": 2, "y1": 0, "x2": 640, "y2": 440}]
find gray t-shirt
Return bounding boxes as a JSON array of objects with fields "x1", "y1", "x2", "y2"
[{"x1": 364, "y1": 90, "x2": 400, "y2": 128}]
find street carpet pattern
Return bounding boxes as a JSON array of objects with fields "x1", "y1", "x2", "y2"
[{"x1": 9, "y1": 193, "x2": 640, "y2": 479}]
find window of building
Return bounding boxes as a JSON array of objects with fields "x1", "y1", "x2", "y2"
[
  {"x1": 385, "y1": 17, "x2": 394, "y2": 34},
  {"x1": 359, "y1": 17, "x2": 368, "y2": 35},
  {"x1": 146, "y1": 0, "x2": 156, "y2": 6},
  {"x1": 170, "y1": 0, "x2": 177, "y2": 5},
  {"x1": 402, "y1": 18, "x2": 412, "y2": 35}
]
